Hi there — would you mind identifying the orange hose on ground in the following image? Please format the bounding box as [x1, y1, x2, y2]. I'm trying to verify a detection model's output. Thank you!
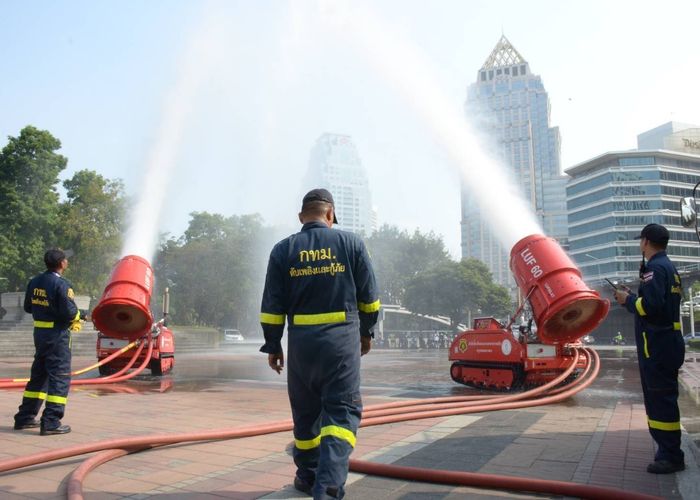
[348, 459, 660, 500]
[2, 348, 659, 500]
[0, 338, 139, 385]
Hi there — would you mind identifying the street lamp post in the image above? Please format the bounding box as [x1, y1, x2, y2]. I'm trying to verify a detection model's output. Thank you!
[690, 287, 696, 339]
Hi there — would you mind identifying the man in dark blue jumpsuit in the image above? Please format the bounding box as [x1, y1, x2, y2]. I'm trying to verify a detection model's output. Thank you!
[14, 249, 80, 435]
[260, 189, 379, 499]
[614, 224, 685, 474]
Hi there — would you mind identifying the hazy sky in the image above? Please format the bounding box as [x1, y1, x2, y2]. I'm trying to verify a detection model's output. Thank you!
[2, 0, 700, 258]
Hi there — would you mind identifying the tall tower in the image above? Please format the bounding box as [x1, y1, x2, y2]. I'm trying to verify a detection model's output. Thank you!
[461, 35, 568, 285]
[305, 133, 375, 235]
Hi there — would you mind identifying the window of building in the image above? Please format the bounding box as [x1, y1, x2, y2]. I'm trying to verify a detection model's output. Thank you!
[520, 65, 526, 74]
[512, 66, 518, 76]
[619, 157, 655, 166]
[481, 71, 486, 82]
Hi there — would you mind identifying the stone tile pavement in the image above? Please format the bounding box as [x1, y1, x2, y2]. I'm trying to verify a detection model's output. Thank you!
[0, 352, 698, 499]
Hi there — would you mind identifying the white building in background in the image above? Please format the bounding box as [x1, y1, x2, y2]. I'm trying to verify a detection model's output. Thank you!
[305, 133, 376, 235]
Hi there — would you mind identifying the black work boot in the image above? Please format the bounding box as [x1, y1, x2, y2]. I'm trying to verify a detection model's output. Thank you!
[293, 476, 313, 496]
[13, 419, 40, 430]
[647, 460, 685, 474]
[40, 424, 71, 435]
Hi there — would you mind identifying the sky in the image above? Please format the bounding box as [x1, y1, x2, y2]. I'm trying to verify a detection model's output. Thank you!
[2, 0, 700, 259]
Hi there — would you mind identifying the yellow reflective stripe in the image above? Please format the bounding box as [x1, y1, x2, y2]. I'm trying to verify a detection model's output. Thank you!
[295, 435, 321, 450]
[294, 311, 346, 325]
[295, 425, 357, 450]
[674, 322, 681, 331]
[260, 313, 285, 325]
[648, 418, 681, 431]
[73, 311, 81, 321]
[642, 331, 650, 358]
[46, 394, 67, 405]
[34, 320, 54, 328]
[320, 425, 357, 448]
[635, 297, 646, 316]
[358, 300, 381, 313]
[23, 391, 47, 400]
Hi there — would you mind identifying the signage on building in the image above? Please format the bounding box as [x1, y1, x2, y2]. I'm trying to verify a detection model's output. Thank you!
[682, 138, 700, 150]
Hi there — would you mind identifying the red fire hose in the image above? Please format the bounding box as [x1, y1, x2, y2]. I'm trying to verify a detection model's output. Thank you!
[0, 348, 663, 500]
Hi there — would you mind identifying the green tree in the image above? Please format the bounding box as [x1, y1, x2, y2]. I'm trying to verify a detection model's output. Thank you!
[56, 170, 126, 300]
[404, 258, 512, 330]
[154, 212, 270, 332]
[0, 126, 67, 291]
[365, 225, 451, 305]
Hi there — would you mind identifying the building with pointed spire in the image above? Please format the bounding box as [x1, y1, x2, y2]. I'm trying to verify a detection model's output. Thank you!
[461, 35, 568, 286]
[304, 133, 376, 235]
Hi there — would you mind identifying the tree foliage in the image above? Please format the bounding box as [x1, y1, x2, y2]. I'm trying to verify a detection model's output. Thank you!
[365, 224, 451, 305]
[0, 126, 66, 290]
[56, 170, 126, 299]
[0, 127, 126, 298]
[404, 258, 512, 330]
[153, 212, 271, 331]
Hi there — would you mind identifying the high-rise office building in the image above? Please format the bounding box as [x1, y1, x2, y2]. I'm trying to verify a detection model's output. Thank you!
[305, 133, 375, 235]
[461, 35, 568, 286]
[567, 122, 700, 283]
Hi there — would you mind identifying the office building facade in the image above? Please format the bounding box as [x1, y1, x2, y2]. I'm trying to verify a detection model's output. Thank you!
[461, 35, 568, 285]
[567, 122, 700, 284]
[305, 133, 375, 235]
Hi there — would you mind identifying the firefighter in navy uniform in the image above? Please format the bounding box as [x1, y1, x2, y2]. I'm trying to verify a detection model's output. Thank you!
[614, 224, 685, 474]
[13, 249, 81, 435]
[260, 189, 379, 499]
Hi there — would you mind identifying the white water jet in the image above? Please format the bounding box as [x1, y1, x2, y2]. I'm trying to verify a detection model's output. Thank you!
[120, 11, 227, 261]
[321, 2, 542, 251]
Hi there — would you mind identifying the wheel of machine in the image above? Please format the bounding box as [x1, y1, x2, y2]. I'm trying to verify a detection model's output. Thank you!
[150, 357, 173, 376]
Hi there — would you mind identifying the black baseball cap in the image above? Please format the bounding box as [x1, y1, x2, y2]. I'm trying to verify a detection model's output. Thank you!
[302, 188, 338, 224]
[44, 248, 70, 269]
[634, 223, 669, 244]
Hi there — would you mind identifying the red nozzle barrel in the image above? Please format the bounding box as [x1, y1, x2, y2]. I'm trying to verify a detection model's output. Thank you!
[510, 234, 609, 344]
[92, 255, 154, 341]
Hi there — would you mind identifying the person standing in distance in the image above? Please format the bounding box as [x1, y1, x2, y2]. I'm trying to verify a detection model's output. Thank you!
[260, 188, 379, 499]
[614, 223, 685, 474]
[14, 249, 81, 435]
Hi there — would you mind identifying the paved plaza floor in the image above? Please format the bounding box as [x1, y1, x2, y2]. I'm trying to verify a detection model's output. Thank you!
[0, 346, 699, 499]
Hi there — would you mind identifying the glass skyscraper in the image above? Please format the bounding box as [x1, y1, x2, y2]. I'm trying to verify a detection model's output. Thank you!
[461, 35, 568, 286]
[305, 133, 375, 235]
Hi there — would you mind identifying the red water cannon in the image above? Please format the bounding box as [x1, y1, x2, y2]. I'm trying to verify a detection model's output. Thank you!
[510, 234, 609, 344]
[92, 255, 155, 341]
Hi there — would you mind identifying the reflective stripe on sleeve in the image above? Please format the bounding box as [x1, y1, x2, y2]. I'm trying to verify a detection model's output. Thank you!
[648, 418, 681, 431]
[293, 311, 346, 325]
[46, 394, 67, 405]
[635, 297, 646, 316]
[260, 313, 285, 325]
[23, 391, 47, 400]
[358, 300, 381, 313]
[34, 320, 55, 328]
[674, 322, 681, 331]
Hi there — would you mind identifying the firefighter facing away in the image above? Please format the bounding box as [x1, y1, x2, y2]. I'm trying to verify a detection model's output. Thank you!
[14, 249, 82, 435]
[614, 224, 685, 474]
[260, 188, 379, 499]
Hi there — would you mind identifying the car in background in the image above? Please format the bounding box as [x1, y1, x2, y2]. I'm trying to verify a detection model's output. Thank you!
[582, 335, 595, 345]
[223, 329, 245, 343]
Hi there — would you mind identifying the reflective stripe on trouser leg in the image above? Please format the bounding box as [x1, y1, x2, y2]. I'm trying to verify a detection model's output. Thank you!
[290, 368, 322, 484]
[42, 329, 72, 428]
[14, 330, 50, 425]
[640, 354, 684, 464]
[313, 394, 362, 500]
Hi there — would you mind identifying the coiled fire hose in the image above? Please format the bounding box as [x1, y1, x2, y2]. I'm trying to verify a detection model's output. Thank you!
[0, 348, 661, 500]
